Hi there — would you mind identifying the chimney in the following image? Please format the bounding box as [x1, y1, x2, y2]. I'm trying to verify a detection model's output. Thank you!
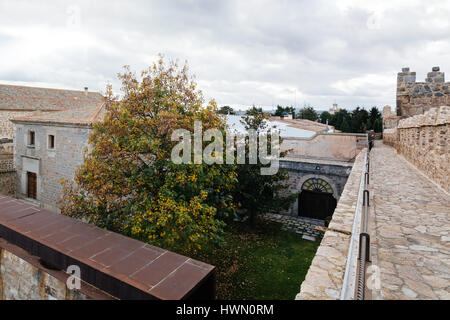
[84, 87, 88, 96]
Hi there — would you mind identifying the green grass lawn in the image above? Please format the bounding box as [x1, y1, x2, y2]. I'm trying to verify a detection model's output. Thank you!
[186, 218, 320, 300]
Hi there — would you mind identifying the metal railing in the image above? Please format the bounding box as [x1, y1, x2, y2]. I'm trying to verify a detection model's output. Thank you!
[356, 147, 371, 300]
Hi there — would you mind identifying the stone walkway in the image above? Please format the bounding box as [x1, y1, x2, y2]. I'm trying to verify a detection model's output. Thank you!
[262, 213, 325, 241]
[370, 141, 450, 300]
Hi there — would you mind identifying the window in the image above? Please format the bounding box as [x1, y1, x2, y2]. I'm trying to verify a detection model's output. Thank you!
[48, 135, 55, 149]
[28, 131, 35, 146]
[301, 178, 333, 194]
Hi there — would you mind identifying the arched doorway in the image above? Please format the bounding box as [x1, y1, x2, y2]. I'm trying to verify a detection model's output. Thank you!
[298, 178, 337, 220]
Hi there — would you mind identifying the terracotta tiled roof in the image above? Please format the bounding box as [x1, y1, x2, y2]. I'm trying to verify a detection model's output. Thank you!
[0, 83, 104, 111]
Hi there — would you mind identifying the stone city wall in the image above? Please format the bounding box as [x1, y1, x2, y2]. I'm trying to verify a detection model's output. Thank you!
[382, 105, 401, 130]
[396, 67, 450, 117]
[0, 151, 15, 196]
[0, 238, 112, 300]
[0, 171, 15, 196]
[296, 149, 367, 300]
[383, 106, 449, 193]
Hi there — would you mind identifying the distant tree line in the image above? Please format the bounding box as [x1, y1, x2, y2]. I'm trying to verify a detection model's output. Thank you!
[217, 104, 383, 133]
[217, 105, 235, 115]
[319, 107, 382, 133]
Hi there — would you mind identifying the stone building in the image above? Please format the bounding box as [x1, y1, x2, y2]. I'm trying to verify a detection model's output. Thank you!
[329, 103, 339, 115]
[11, 101, 105, 212]
[0, 84, 103, 139]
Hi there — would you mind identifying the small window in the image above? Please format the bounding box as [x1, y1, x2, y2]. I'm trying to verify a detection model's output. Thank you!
[28, 131, 35, 146]
[48, 135, 55, 149]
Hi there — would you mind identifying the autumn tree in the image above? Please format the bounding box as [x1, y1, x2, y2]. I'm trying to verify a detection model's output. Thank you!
[60, 57, 236, 252]
[233, 109, 296, 226]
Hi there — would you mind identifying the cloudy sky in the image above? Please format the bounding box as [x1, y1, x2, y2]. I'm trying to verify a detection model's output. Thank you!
[1, 0, 449, 111]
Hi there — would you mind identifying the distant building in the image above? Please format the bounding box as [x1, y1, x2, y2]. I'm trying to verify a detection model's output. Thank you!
[329, 103, 339, 115]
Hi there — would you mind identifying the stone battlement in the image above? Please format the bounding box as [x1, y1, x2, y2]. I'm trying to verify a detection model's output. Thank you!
[396, 67, 450, 117]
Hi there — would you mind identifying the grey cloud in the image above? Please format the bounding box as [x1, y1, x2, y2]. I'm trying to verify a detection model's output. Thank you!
[0, 0, 449, 110]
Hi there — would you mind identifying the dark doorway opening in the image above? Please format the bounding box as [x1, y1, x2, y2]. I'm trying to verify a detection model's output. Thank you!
[27, 171, 37, 199]
[298, 178, 337, 220]
[298, 190, 337, 220]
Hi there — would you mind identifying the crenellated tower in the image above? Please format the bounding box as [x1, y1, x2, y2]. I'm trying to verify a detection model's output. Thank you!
[396, 66, 450, 117]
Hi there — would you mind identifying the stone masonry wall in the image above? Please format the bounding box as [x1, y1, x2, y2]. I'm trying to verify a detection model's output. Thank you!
[14, 122, 91, 211]
[0, 111, 34, 139]
[282, 133, 367, 162]
[296, 149, 367, 300]
[382, 105, 400, 130]
[0, 238, 112, 300]
[0, 156, 14, 172]
[396, 67, 450, 117]
[383, 106, 450, 193]
[0, 171, 15, 196]
[279, 159, 352, 216]
[0, 152, 15, 196]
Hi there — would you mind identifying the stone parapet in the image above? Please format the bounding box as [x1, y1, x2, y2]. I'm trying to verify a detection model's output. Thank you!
[0, 195, 216, 300]
[383, 106, 450, 193]
[382, 105, 401, 130]
[382, 127, 398, 147]
[0, 238, 113, 300]
[296, 148, 367, 300]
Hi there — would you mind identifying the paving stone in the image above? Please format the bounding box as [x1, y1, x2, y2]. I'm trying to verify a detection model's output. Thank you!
[262, 213, 325, 238]
[401, 286, 418, 299]
[371, 142, 450, 300]
[302, 235, 316, 242]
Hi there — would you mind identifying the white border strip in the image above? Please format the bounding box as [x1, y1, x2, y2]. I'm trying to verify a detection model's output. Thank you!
[340, 149, 367, 300]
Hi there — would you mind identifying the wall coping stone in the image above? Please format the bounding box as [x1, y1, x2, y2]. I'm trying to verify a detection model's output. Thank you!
[0, 195, 215, 300]
[398, 106, 450, 128]
[0, 237, 115, 300]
